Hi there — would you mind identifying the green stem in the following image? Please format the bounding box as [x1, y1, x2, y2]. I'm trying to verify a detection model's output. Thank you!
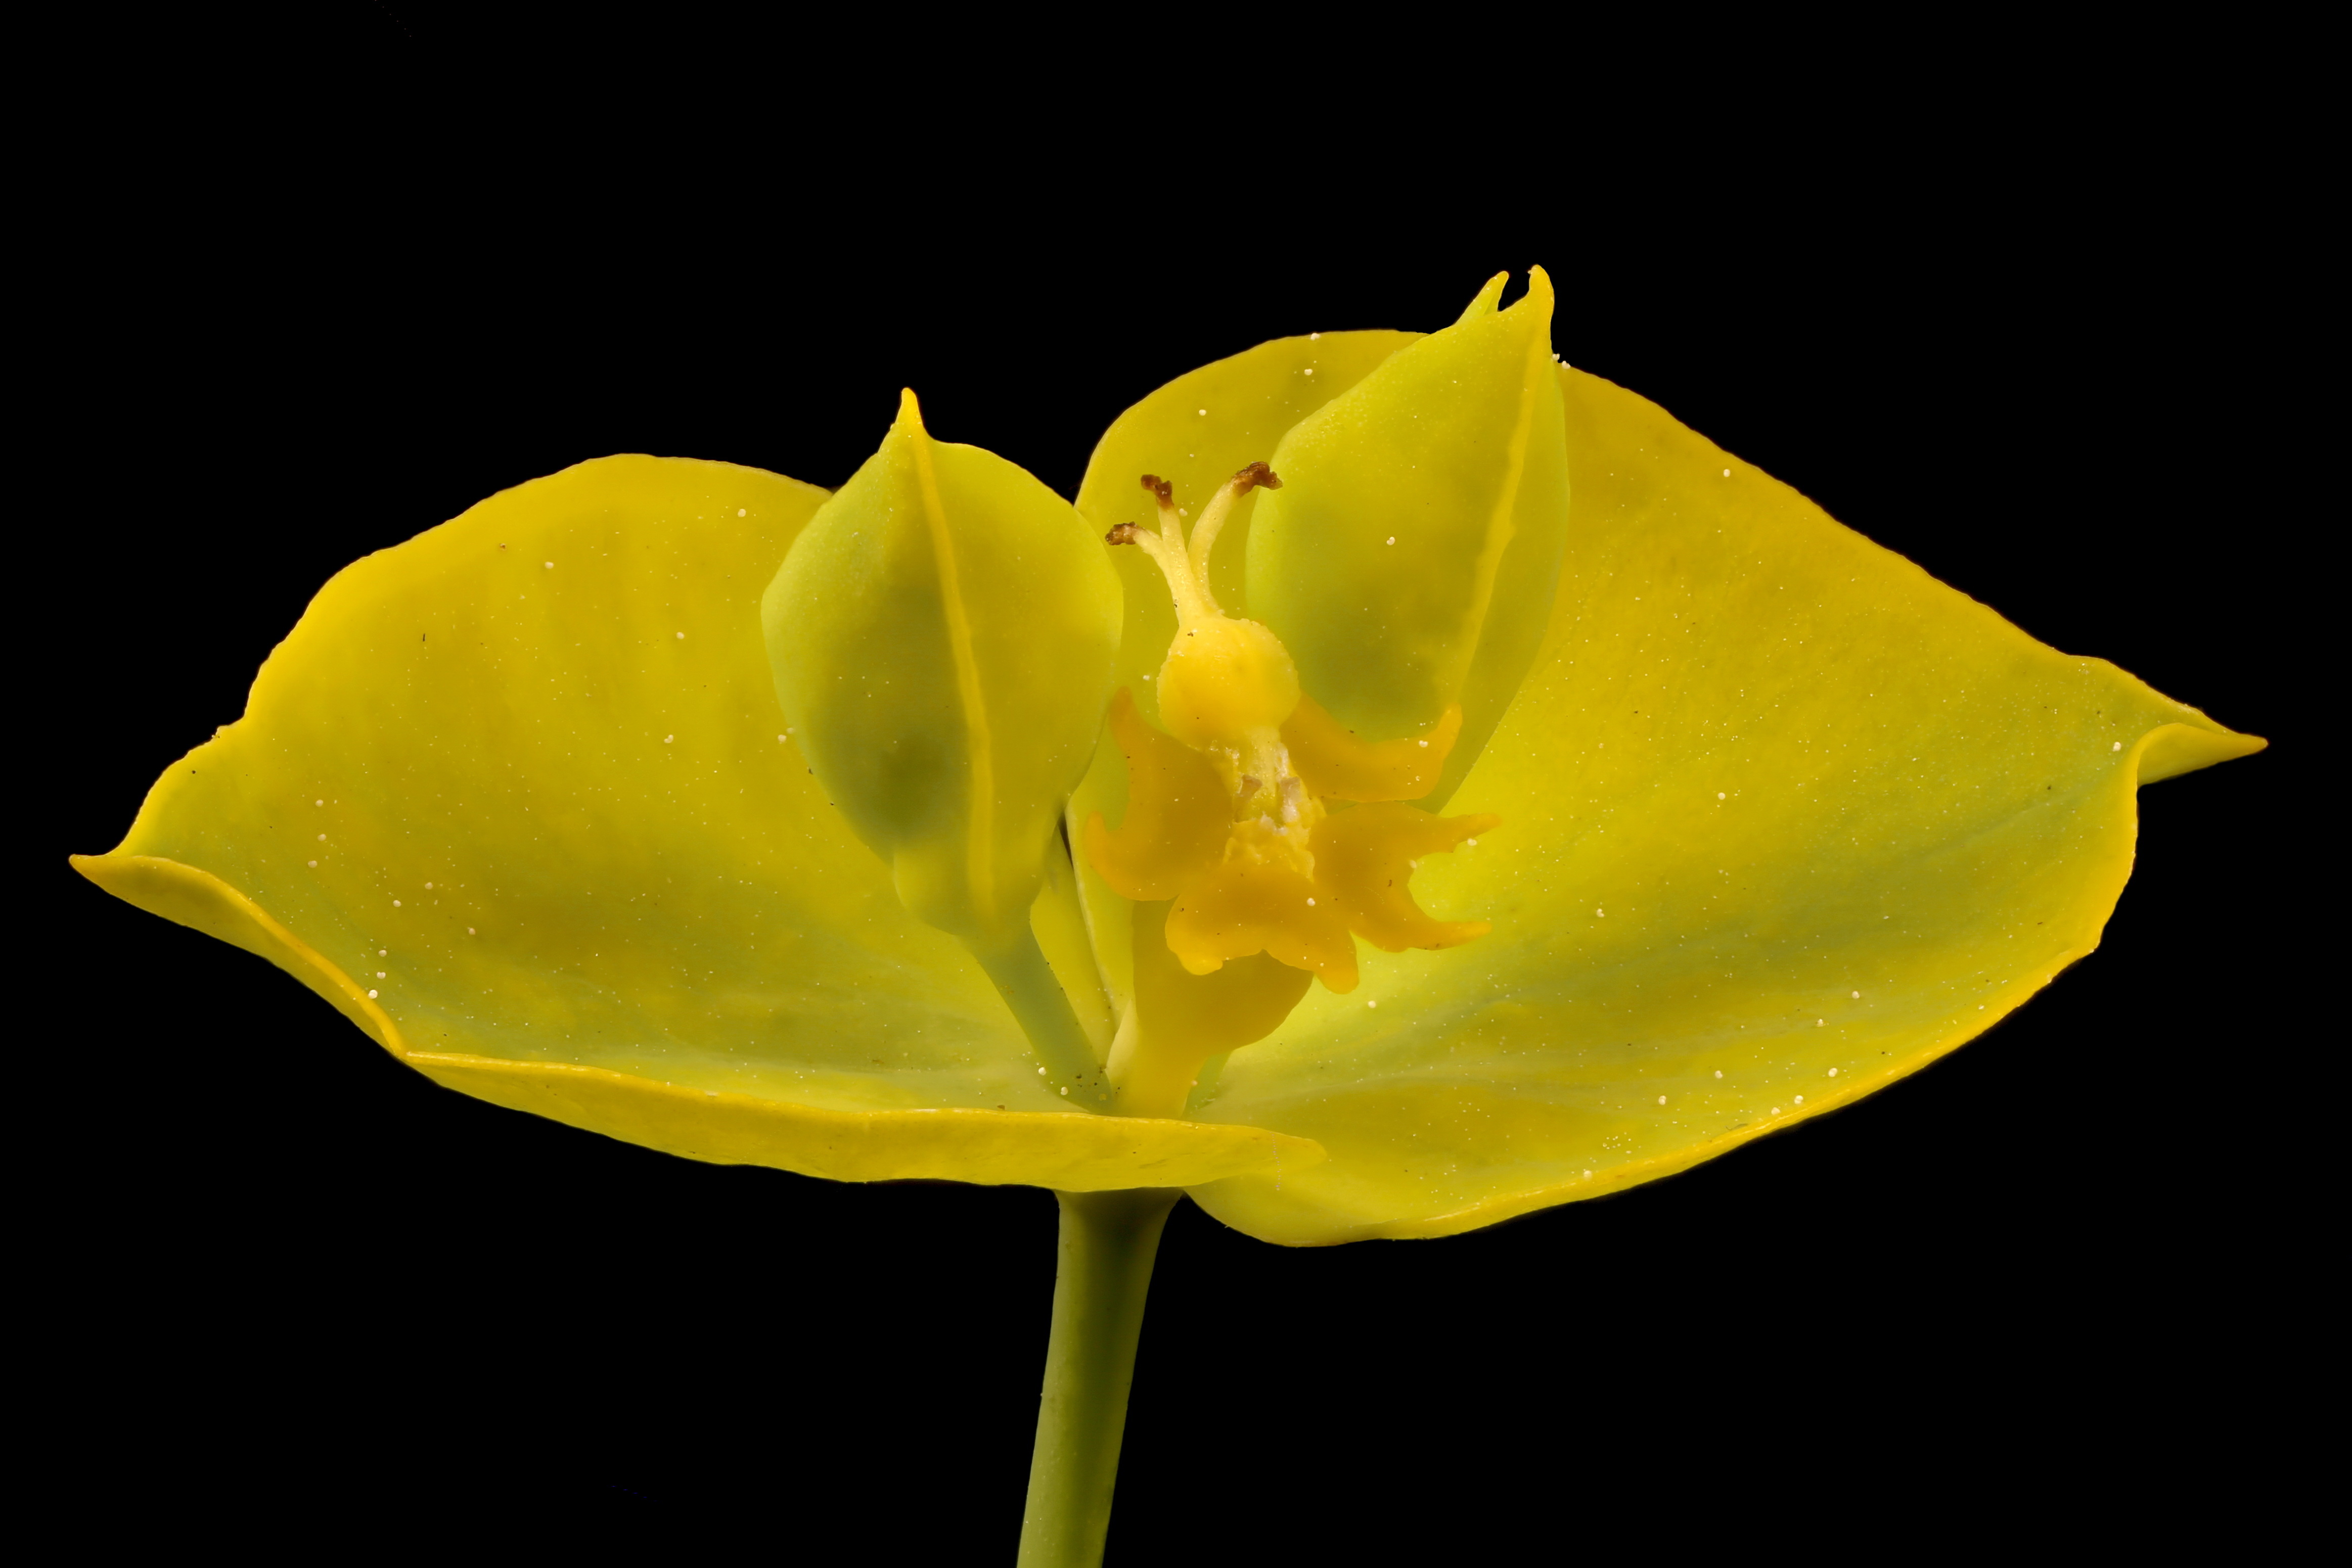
[971, 928, 1106, 1096]
[1018, 1188, 1180, 1568]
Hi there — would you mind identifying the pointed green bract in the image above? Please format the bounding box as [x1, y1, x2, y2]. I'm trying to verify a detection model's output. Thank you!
[1248, 270, 1570, 805]
[765, 393, 1121, 942]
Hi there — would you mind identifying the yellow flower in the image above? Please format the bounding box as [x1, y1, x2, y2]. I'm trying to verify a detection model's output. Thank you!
[72, 271, 2260, 1565]
[73, 272, 2258, 1241]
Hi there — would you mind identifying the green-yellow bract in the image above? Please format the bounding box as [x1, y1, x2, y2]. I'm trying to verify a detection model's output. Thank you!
[73, 270, 2260, 1566]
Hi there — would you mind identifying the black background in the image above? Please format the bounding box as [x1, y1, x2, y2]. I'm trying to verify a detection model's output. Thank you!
[35, 12, 2313, 1561]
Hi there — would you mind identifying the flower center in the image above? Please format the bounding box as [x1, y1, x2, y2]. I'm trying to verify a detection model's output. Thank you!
[1109, 468, 1322, 882]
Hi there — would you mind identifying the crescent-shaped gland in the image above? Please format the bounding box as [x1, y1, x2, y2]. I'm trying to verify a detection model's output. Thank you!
[1165, 821, 1360, 992]
[1313, 801, 1500, 953]
[1283, 698, 1462, 802]
[1084, 688, 1230, 901]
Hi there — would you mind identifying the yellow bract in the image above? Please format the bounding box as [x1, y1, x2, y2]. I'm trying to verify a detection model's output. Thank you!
[73, 454, 1318, 1190]
[764, 392, 1118, 944]
[1175, 364, 2262, 1243]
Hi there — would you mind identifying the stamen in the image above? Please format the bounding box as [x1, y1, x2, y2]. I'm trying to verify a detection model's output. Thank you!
[1185, 462, 1281, 602]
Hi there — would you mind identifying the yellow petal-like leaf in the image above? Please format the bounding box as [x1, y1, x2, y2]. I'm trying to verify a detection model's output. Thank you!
[1186, 368, 2261, 1244]
[764, 393, 1120, 941]
[1249, 270, 1570, 804]
[75, 455, 1317, 1188]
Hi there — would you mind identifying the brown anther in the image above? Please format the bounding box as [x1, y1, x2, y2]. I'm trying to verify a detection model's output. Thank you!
[1233, 461, 1282, 493]
[1105, 524, 1140, 545]
[1140, 474, 1174, 504]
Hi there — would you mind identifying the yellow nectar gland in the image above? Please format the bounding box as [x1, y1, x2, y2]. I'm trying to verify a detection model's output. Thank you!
[1090, 466, 1500, 1006]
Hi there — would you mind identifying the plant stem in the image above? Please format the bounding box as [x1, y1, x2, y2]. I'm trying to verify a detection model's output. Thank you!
[971, 928, 1107, 1096]
[1017, 1187, 1180, 1567]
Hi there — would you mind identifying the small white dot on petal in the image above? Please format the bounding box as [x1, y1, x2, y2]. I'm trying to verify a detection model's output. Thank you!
[1417, 739, 1429, 747]
[468, 927, 475, 935]
[2112, 740, 2122, 751]
[1037, 1067, 1046, 1074]
[318, 834, 326, 841]
[393, 900, 401, 907]
[1196, 408, 1207, 416]
[1828, 1067, 1839, 1077]
[1595, 908, 1606, 917]
[1465, 838, 1477, 847]
[307, 860, 316, 867]
[544, 561, 553, 569]
[676, 632, 686, 640]
[1722, 468, 1730, 477]
[379, 950, 386, 956]
[1305, 897, 1316, 905]
[1717, 792, 1726, 799]
[1386, 536, 1396, 545]
[1816, 1018, 1824, 1026]
[1367, 1000, 1379, 1008]
[737, 508, 747, 517]
[314, 799, 323, 807]
[1304, 367, 1316, 377]
[1714, 1069, 1723, 1078]
[1794, 1094, 1805, 1103]
[1059, 1086, 1069, 1096]
[424, 882, 432, 890]
[368, 989, 379, 998]
[1657, 1095, 1667, 1105]
[376, 971, 385, 979]
[1583, 1169, 1592, 1178]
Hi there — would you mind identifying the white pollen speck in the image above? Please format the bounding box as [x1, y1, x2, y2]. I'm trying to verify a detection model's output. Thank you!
[314, 799, 323, 806]
[1583, 1169, 1592, 1178]
[1828, 1067, 1839, 1077]
[1714, 1069, 1723, 1078]
[318, 834, 327, 841]
[1196, 408, 1207, 416]
[368, 989, 378, 998]
[1851, 990, 1860, 998]
[1386, 536, 1396, 545]
[544, 561, 553, 569]
[779, 734, 787, 743]
[1060, 1086, 1069, 1095]
[1367, 1000, 1379, 1008]
[1310, 332, 1321, 340]
[1816, 1018, 1824, 1026]
[1465, 837, 1477, 847]
[376, 971, 385, 979]
[1595, 907, 1605, 917]
[1723, 468, 1730, 477]
[1037, 1067, 1046, 1074]
[665, 734, 674, 743]
[1658, 1095, 1667, 1105]
[379, 949, 386, 956]
[1304, 367, 1315, 377]
[1305, 897, 1317, 905]
[738, 508, 747, 517]
[1718, 792, 1726, 799]
[424, 882, 432, 889]
[1417, 738, 1428, 747]
[676, 631, 686, 640]
[393, 900, 401, 907]
[468, 927, 475, 935]
[307, 860, 316, 867]
[1772, 1106, 1782, 1114]
[2112, 740, 2122, 751]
